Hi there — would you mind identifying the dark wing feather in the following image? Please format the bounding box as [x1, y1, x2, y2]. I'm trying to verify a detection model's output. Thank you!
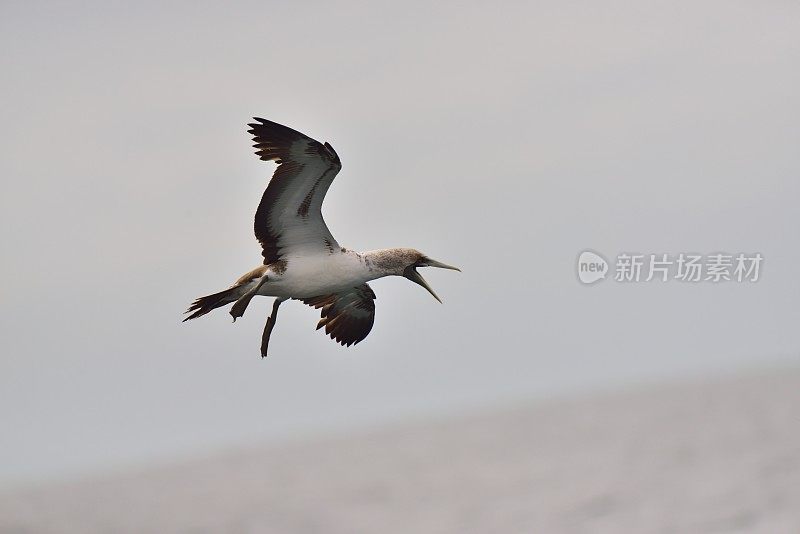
[248, 118, 342, 264]
[301, 284, 376, 346]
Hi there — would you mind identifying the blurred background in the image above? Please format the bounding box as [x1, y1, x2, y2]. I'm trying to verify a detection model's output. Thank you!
[1, 1, 799, 532]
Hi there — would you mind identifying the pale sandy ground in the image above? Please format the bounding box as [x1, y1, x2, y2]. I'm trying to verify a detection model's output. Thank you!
[2, 368, 800, 534]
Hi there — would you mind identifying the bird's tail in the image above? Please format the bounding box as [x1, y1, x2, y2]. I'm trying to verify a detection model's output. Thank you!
[183, 287, 241, 321]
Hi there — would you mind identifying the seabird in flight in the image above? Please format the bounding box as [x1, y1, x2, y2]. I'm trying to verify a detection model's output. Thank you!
[184, 118, 459, 357]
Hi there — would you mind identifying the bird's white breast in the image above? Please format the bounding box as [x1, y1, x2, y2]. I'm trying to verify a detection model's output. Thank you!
[257, 250, 374, 299]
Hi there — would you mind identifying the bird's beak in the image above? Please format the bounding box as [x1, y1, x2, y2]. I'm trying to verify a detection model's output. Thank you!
[420, 258, 461, 272]
[404, 267, 442, 303]
[403, 258, 460, 303]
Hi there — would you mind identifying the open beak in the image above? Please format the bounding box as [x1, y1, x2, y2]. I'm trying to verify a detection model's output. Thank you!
[420, 258, 461, 272]
[404, 257, 461, 303]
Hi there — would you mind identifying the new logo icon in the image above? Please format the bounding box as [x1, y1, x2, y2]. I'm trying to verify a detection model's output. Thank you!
[577, 250, 608, 284]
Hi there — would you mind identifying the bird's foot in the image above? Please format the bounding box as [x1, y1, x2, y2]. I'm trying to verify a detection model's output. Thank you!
[229, 295, 253, 322]
[260, 314, 277, 358]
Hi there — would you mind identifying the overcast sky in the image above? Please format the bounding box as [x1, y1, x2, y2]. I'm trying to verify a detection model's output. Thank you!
[1, 1, 799, 487]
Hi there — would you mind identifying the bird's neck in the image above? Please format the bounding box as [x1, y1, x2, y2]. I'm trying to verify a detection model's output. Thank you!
[360, 248, 409, 277]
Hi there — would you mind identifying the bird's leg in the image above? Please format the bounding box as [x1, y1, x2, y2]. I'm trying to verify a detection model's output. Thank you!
[229, 274, 270, 322]
[261, 297, 286, 358]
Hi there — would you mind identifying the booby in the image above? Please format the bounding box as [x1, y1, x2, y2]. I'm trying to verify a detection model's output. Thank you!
[184, 118, 459, 357]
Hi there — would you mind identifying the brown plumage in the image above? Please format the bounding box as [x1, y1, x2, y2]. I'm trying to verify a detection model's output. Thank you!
[248, 118, 341, 265]
[183, 265, 269, 321]
[301, 284, 376, 346]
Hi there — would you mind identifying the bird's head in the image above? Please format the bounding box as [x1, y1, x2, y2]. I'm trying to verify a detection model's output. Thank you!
[370, 248, 460, 303]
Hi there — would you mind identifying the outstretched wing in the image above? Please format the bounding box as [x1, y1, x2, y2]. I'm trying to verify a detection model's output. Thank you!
[301, 284, 376, 346]
[248, 118, 343, 264]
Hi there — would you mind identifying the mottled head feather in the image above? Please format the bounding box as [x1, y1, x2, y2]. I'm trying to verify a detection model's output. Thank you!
[363, 248, 426, 275]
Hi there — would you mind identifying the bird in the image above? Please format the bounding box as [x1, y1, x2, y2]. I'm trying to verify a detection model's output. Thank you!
[184, 118, 460, 357]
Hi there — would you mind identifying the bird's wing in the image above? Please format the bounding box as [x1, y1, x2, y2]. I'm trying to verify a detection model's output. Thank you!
[248, 118, 343, 264]
[301, 284, 376, 346]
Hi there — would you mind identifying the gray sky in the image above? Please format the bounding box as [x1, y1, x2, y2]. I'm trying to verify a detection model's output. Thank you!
[1, 1, 799, 487]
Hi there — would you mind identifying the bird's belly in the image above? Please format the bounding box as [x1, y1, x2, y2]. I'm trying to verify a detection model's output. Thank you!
[257, 255, 368, 298]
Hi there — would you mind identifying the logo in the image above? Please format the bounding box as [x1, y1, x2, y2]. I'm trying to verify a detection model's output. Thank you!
[576, 250, 763, 284]
[577, 250, 609, 284]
